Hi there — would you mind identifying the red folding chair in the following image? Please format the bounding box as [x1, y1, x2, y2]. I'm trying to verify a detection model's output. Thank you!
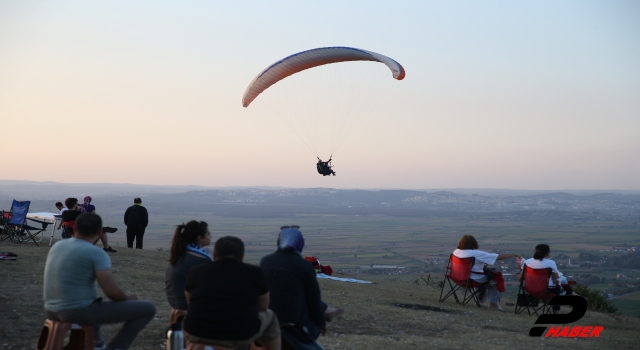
[515, 265, 555, 316]
[439, 254, 488, 307]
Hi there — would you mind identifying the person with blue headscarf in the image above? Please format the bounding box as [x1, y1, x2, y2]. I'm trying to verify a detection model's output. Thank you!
[260, 226, 343, 349]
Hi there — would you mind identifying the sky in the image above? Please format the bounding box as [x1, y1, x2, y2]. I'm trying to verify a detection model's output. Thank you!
[1, 1, 639, 190]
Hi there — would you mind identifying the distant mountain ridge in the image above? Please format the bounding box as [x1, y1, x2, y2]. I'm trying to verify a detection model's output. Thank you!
[1, 180, 638, 201]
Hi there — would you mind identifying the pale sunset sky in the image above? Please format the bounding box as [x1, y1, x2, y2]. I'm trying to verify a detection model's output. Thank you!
[1, 1, 638, 189]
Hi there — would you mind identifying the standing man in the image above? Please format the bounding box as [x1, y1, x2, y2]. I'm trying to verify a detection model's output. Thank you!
[124, 197, 148, 249]
[44, 213, 156, 350]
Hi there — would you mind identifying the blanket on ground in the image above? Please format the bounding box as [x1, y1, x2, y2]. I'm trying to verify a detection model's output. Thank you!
[317, 273, 373, 284]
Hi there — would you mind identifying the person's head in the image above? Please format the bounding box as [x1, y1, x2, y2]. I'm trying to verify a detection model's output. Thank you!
[83, 196, 92, 206]
[64, 197, 78, 210]
[169, 220, 211, 265]
[213, 236, 244, 262]
[277, 225, 304, 253]
[74, 213, 103, 238]
[134, 197, 142, 204]
[55, 202, 64, 210]
[457, 235, 479, 250]
[533, 244, 551, 260]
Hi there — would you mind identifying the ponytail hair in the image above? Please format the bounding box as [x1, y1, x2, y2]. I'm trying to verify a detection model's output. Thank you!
[533, 244, 550, 260]
[169, 220, 209, 265]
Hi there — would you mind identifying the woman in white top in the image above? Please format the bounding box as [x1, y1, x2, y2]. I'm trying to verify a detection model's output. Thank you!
[453, 235, 521, 310]
[518, 244, 580, 313]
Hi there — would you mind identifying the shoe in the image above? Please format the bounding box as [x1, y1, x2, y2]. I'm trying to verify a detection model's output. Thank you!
[103, 227, 118, 233]
[104, 247, 117, 253]
[94, 342, 105, 350]
[489, 305, 504, 311]
[325, 307, 345, 322]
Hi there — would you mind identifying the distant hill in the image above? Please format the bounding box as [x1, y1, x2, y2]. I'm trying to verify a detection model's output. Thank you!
[1, 181, 638, 219]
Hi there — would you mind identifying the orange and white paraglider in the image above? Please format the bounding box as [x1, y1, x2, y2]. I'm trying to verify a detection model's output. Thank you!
[242, 47, 405, 176]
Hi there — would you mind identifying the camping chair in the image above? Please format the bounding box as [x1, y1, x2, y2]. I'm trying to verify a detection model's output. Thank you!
[2, 200, 49, 245]
[439, 254, 488, 307]
[514, 265, 555, 316]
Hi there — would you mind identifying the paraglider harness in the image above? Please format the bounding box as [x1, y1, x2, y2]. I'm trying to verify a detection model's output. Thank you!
[316, 157, 336, 176]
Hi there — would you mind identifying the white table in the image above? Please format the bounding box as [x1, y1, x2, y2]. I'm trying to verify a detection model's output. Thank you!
[26, 212, 61, 246]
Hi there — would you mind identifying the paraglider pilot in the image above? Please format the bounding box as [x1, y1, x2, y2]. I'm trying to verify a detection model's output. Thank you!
[316, 157, 336, 176]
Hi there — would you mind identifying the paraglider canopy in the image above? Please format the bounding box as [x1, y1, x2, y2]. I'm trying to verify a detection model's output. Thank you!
[242, 46, 405, 108]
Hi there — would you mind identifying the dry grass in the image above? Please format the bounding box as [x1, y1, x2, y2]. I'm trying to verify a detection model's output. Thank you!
[1, 242, 638, 350]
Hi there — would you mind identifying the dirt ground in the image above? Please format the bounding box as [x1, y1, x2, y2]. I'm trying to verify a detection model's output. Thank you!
[1, 242, 638, 350]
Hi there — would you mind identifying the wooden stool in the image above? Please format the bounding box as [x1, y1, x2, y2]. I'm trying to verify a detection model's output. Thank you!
[186, 342, 234, 350]
[169, 309, 187, 324]
[36, 319, 94, 350]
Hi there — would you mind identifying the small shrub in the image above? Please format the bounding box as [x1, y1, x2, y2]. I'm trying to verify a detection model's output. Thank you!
[574, 284, 618, 314]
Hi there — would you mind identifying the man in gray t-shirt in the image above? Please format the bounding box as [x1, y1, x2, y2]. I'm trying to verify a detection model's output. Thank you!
[44, 213, 156, 350]
[44, 237, 111, 311]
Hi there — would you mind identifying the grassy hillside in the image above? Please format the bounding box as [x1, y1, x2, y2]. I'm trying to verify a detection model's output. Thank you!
[1, 241, 638, 349]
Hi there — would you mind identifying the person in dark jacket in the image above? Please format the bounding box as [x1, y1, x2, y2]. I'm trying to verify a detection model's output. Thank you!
[124, 198, 148, 249]
[183, 236, 281, 350]
[260, 226, 341, 349]
[165, 220, 212, 310]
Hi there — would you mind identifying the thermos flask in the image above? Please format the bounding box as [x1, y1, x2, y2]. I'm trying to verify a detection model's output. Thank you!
[166, 322, 185, 350]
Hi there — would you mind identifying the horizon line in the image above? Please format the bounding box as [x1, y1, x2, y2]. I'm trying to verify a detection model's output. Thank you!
[1, 179, 638, 193]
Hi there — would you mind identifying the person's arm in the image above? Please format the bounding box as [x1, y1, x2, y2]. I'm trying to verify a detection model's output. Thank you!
[143, 208, 148, 227]
[304, 265, 326, 331]
[517, 269, 524, 282]
[496, 253, 521, 260]
[95, 270, 137, 301]
[258, 292, 270, 312]
[124, 208, 129, 225]
[551, 272, 560, 285]
[184, 290, 190, 305]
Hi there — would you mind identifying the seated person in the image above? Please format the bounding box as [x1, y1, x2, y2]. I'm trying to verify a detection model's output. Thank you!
[316, 157, 336, 176]
[183, 236, 281, 350]
[165, 220, 212, 311]
[260, 226, 340, 349]
[61, 197, 118, 245]
[453, 234, 521, 311]
[518, 244, 581, 314]
[44, 213, 156, 350]
[81, 196, 117, 252]
[61, 198, 82, 238]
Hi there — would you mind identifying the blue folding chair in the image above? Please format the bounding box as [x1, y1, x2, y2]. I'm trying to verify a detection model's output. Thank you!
[2, 200, 49, 245]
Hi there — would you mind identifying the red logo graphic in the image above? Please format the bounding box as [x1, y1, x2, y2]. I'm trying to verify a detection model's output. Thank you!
[529, 296, 604, 338]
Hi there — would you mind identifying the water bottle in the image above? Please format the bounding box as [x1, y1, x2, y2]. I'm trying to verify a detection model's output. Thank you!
[166, 322, 185, 350]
